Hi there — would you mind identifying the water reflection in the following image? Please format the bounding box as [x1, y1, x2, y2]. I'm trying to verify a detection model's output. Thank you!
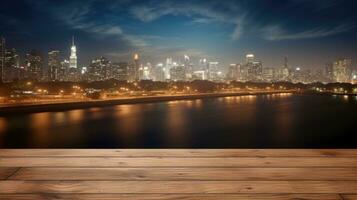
[0, 94, 356, 148]
[30, 112, 52, 146]
[115, 105, 143, 136]
[68, 109, 85, 122]
[0, 117, 7, 134]
[165, 101, 190, 145]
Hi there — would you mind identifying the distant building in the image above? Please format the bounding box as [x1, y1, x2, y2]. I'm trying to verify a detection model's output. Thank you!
[164, 57, 173, 80]
[25, 50, 43, 81]
[59, 60, 69, 81]
[262, 68, 274, 82]
[170, 65, 186, 81]
[133, 53, 140, 81]
[184, 55, 192, 80]
[153, 63, 165, 82]
[139, 63, 151, 80]
[325, 62, 334, 82]
[227, 64, 239, 81]
[192, 70, 207, 80]
[241, 54, 263, 81]
[246, 54, 255, 64]
[112, 62, 129, 81]
[207, 62, 219, 81]
[332, 58, 352, 83]
[48, 50, 61, 81]
[3, 48, 19, 82]
[88, 57, 111, 81]
[69, 37, 77, 69]
[0, 37, 5, 82]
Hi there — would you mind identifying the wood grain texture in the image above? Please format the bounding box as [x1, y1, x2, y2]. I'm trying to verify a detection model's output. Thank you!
[0, 168, 18, 180]
[0, 149, 356, 157]
[10, 167, 357, 181]
[0, 194, 343, 200]
[1, 149, 356, 198]
[2, 157, 357, 167]
[343, 195, 357, 200]
[1, 181, 357, 194]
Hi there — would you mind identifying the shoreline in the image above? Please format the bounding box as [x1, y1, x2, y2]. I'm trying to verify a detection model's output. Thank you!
[0, 90, 295, 115]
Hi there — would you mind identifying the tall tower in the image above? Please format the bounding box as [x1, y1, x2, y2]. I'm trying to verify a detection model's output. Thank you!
[134, 53, 140, 81]
[284, 56, 288, 69]
[0, 36, 5, 82]
[48, 50, 61, 81]
[70, 36, 77, 69]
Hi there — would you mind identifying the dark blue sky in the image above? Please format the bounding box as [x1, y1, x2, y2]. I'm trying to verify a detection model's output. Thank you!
[1, 0, 357, 69]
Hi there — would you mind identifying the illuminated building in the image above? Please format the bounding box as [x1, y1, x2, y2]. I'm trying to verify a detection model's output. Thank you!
[133, 53, 140, 81]
[246, 54, 255, 64]
[274, 56, 290, 81]
[153, 63, 165, 81]
[242, 54, 263, 81]
[165, 57, 173, 80]
[48, 50, 61, 81]
[25, 50, 43, 81]
[69, 36, 77, 69]
[332, 58, 352, 83]
[227, 64, 239, 81]
[325, 63, 334, 82]
[140, 63, 152, 80]
[192, 70, 207, 80]
[207, 62, 219, 81]
[66, 37, 79, 82]
[0, 36, 4, 82]
[3, 48, 19, 82]
[87, 56, 111, 81]
[112, 62, 129, 81]
[262, 68, 274, 82]
[170, 65, 186, 81]
[184, 55, 192, 80]
[59, 60, 69, 81]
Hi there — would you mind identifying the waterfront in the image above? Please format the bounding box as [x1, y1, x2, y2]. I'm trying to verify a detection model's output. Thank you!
[0, 94, 356, 148]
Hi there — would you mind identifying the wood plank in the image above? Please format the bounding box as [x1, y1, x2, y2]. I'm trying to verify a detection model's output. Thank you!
[2, 157, 357, 167]
[10, 167, 357, 181]
[342, 195, 357, 200]
[0, 194, 343, 200]
[0, 149, 356, 157]
[0, 168, 18, 180]
[1, 181, 357, 193]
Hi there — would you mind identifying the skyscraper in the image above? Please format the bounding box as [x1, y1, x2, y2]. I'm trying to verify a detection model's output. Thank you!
[184, 55, 192, 80]
[165, 57, 173, 80]
[0, 37, 5, 82]
[333, 58, 352, 83]
[133, 53, 140, 81]
[243, 54, 263, 81]
[246, 54, 255, 64]
[67, 37, 79, 82]
[284, 56, 288, 69]
[112, 62, 129, 81]
[48, 50, 61, 81]
[26, 50, 43, 81]
[70, 36, 77, 69]
[3, 48, 19, 82]
[87, 57, 111, 81]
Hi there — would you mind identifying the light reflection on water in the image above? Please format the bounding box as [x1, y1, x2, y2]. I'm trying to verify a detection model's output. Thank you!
[0, 94, 357, 148]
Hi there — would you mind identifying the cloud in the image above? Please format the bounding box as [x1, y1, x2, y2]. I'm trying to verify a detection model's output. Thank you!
[231, 15, 246, 40]
[263, 24, 353, 41]
[130, 1, 247, 40]
[29, 0, 151, 48]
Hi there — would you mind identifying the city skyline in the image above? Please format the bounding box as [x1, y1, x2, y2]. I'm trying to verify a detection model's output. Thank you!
[0, 34, 355, 84]
[1, 0, 357, 69]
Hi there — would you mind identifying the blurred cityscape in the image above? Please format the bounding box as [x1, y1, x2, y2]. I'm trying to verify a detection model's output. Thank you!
[0, 36, 356, 104]
[1, 36, 356, 84]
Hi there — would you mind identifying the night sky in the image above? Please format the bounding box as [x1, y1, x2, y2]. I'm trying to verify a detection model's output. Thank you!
[1, 0, 357, 70]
